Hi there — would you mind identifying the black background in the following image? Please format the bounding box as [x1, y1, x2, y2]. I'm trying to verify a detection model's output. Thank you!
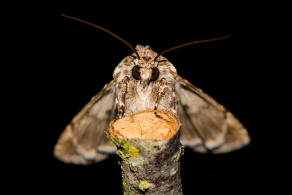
[19, 2, 275, 194]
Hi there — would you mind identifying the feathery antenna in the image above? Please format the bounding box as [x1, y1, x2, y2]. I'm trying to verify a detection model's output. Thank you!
[61, 14, 140, 58]
[154, 35, 231, 61]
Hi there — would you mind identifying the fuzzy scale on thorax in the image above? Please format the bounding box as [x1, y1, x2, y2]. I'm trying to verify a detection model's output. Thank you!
[124, 79, 176, 115]
[127, 83, 154, 113]
[113, 45, 178, 116]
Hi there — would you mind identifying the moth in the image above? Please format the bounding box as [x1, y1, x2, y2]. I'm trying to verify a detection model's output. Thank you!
[54, 15, 250, 164]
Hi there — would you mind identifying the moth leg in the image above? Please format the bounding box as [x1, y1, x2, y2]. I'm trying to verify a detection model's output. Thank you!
[154, 78, 167, 118]
[116, 76, 129, 119]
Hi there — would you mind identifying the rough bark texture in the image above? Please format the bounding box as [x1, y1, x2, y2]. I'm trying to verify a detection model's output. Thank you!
[109, 110, 183, 195]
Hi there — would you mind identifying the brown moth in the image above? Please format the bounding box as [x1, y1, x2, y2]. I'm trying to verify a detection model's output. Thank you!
[54, 15, 250, 165]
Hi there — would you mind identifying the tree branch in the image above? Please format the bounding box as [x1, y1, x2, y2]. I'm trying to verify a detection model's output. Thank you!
[109, 110, 183, 194]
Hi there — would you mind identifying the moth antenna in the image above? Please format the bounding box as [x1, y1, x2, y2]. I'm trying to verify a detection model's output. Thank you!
[61, 14, 140, 58]
[154, 35, 231, 61]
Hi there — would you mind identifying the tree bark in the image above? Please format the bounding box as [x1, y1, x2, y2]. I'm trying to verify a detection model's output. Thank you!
[108, 110, 183, 195]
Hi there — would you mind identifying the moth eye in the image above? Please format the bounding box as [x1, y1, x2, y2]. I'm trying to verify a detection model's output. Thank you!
[132, 65, 141, 80]
[150, 67, 160, 81]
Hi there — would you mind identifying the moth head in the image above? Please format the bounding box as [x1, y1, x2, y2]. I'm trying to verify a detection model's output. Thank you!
[129, 45, 170, 87]
[114, 45, 177, 86]
[132, 65, 159, 82]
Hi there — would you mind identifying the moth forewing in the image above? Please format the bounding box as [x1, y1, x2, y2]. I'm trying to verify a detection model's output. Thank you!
[211, 112, 250, 153]
[175, 76, 250, 153]
[54, 81, 117, 165]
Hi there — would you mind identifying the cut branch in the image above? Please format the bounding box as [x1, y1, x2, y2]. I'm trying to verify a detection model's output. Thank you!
[108, 110, 183, 195]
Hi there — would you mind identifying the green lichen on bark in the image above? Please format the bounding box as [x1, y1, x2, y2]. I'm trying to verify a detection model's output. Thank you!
[128, 145, 139, 157]
[176, 151, 181, 162]
[111, 137, 139, 157]
[138, 180, 149, 191]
